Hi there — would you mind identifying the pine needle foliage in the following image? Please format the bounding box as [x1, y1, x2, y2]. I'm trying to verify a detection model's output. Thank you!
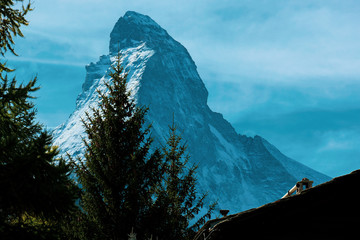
[0, 0, 32, 73]
[0, 76, 78, 239]
[73, 55, 163, 240]
[0, 76, 77, 219]
[1, 1, 78, 238]
[148, 123, 216, 240]
[73, 55, 216, 240]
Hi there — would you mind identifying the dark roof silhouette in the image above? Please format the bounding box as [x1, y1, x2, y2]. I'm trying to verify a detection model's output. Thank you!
[194, 169, 360, 240]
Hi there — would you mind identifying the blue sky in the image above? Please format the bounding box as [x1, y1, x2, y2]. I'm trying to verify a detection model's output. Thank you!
[7, 0, 360, 177]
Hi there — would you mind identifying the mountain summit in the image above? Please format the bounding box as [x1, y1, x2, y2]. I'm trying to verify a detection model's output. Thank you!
[53, 11, 330, 212]
[110, 11, 172, 52]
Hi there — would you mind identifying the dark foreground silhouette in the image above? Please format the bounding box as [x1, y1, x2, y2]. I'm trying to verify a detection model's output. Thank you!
[194, 169, 360, 240]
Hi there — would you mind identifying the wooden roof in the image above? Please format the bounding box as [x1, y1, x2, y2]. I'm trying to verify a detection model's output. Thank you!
[194, 169, 360, 240]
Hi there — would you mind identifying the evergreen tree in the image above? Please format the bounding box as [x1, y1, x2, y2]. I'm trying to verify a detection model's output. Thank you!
[1, 1, 78, 239]
[147, 123, 216, 240]
[74, 55, 216, 240]
[0, 0, 32, 73]
[73, 54, 163, 240]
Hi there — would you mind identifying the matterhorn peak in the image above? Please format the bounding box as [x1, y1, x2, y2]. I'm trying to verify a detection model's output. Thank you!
[110, 11, 172, 54]
[123, 11, 160, 27]
[53, 11, 330, 213]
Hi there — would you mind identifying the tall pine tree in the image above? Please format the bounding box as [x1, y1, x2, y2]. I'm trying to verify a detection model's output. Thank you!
[74, 54, 163, 240]
[1, 1, 78, 239]
[75, 54, 215, 240]
[147, 123, 216, 240]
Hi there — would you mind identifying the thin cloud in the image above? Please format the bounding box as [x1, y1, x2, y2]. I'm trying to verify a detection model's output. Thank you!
[7, 56, 86, 67]
[23, 0, 360, 83]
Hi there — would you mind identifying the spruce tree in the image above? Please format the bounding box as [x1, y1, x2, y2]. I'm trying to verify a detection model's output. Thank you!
[74, 54, 163, 240]
[1, 1, 78, 238]
[147, 123, 216, 240]
[74, 55, 216, 240]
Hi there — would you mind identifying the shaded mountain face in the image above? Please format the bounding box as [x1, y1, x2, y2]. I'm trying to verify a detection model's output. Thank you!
[53, 11, 330, 212]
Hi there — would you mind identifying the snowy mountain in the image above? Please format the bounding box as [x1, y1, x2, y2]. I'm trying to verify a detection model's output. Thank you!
[53, 11, 330, 213]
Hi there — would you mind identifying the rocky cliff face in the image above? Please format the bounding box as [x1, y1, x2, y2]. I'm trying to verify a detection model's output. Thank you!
[53, 11, 330, 212]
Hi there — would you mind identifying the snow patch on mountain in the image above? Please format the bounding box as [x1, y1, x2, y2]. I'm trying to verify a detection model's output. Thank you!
[53, 43, 154, 159]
